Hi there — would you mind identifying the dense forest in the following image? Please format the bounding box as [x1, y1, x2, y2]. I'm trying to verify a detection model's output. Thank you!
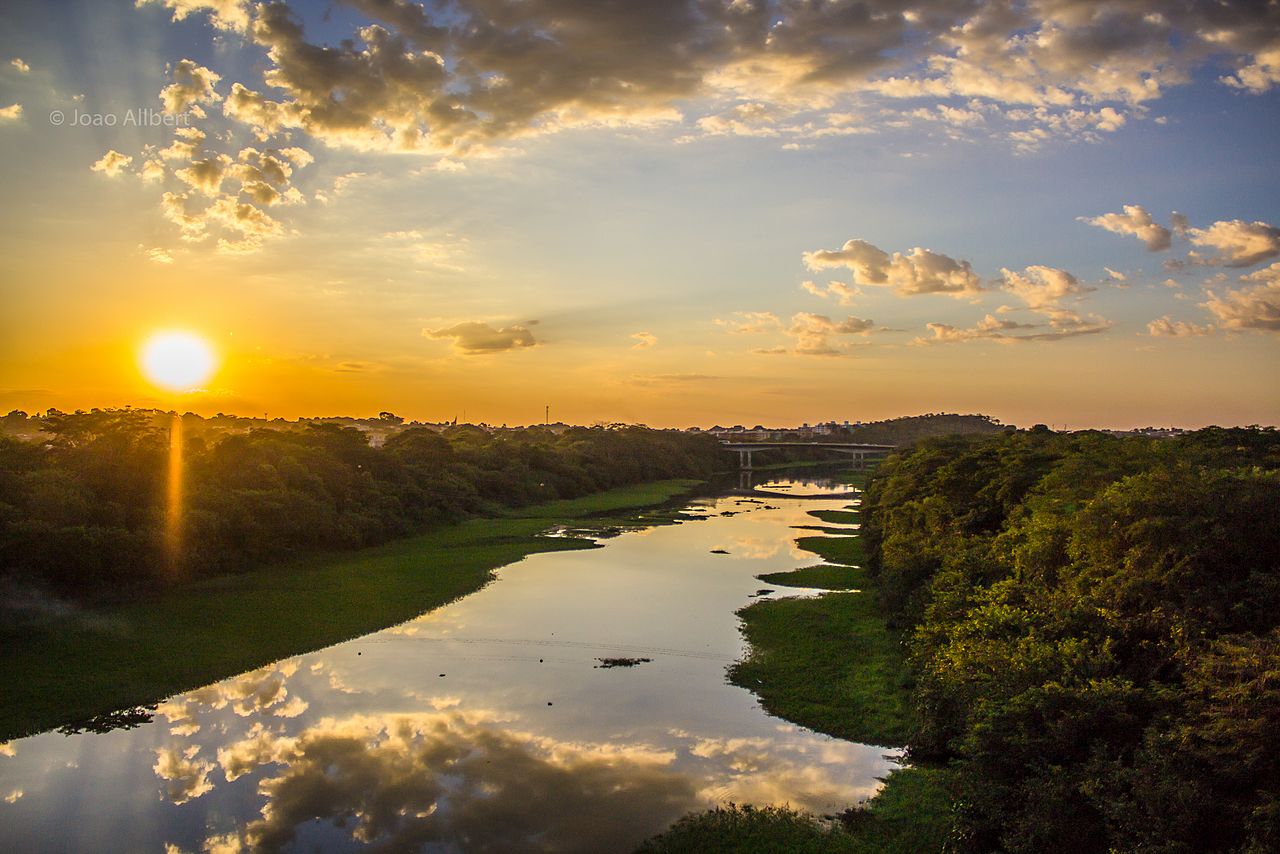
[839, 413, 1006, 445]
[0, 409, 723, 608]
[862, 426, 1280, 853]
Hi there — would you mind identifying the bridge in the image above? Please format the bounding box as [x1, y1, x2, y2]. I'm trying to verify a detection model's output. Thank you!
[720, 441, 896, 470]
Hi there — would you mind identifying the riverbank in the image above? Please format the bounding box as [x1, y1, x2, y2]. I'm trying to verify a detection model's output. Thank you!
[640, 471, 954, 852]
[0, 479, 702, 740]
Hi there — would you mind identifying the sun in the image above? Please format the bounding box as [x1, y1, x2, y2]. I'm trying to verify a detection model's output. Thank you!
[140, 331, 217, 392]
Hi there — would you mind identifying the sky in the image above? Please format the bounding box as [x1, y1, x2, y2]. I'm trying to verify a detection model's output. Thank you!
[0, 0, 1277, 429]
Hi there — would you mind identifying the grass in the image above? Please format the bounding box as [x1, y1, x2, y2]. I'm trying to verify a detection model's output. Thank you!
[635, 767, 955, 854]
[0, 479, 701, 740]
[806, 509, 861, 526]
[727, 573, 912, 747]
[756, 564, 863, 590]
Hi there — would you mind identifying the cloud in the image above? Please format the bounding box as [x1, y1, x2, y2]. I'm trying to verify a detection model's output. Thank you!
[134, 122, 312, 252]
[800, 280, 861, 305]
[629, 373, 719, 387]
[140, 0, 1280, 155]
[10, 58, 29, 73]
[720, 308, 874, 356]
[91, 150, 134, 177]
[0, 104, 20, 122]
[175, 153, 231, 194]
[716, 311, 782, 334]
[1079, 204, 1172, 251]
[1083, 206, 1280, 268]
[783, 312, 875, 356]
[630, 331, 657, 349]
[142, 246, 175, 264]
[136, 0, 251, 32]
[1185, 219, 1280, 268]
[1171, 212, 1190, 239]
[999, 265, 1093, 310]
[1202, 265, 1280, 332]
[803, 238, 983, 298]
[426, 321, 538, 354]
[159, 59, 221, 114]
[1147, 316, 1211, 337]
[1222, 46, 1280, 93]
[912, 309, 1109, 345]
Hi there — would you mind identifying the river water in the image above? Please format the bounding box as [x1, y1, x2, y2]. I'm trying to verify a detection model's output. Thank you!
[0, 473, 900, 853]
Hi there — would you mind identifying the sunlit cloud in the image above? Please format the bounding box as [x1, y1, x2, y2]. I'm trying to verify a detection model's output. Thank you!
[800, 280, 861, 305]
[1202, 264, 1280, 332]
[159, 59, 221, 114]
[90, 150, 134, 177]
[803, 239, 983, 299]
[1185, 219, 1280, 268]
[1079, 204, 1172, 251]
[1147, 316, 1212, 337]
[999, 266, 1093, 310]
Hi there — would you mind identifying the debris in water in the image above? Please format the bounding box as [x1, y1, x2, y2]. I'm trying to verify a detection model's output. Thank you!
[595, 657, 654, 669]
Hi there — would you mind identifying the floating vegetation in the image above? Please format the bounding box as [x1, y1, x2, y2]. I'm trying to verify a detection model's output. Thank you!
[595, 657, 653, 668]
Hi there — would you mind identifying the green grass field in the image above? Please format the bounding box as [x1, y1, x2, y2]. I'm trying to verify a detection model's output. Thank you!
[0, 479, 701, 740]
[805, 508, 862, 526]
[756, 564, 864, 590]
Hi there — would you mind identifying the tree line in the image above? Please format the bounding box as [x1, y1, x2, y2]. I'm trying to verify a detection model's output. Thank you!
[0, 409, 724, 606]
[861, 426, 1280, 853]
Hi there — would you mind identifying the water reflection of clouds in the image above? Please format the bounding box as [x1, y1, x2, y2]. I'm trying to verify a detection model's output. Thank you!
[721, 536, 783, 559]
[168, 708, 892, 854]
[205, 711, 697, 853]
[158, 661, 308, 737]
[153, 745, 215, 805]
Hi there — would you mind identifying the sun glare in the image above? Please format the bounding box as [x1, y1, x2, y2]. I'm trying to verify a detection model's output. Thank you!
[140, 331, 217, 392]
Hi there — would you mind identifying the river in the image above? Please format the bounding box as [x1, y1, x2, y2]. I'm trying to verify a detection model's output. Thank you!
[0, 472, 901, 853]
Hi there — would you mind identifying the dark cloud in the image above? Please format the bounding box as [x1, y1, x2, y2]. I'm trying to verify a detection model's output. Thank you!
[140, 1, 1280, 153]
[426, 321, 538, 353]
